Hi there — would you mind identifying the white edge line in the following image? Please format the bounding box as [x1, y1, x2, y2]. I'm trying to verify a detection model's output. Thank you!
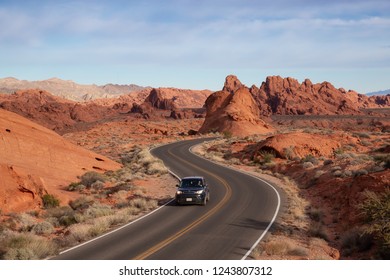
[60, 146, 181, 255]
[189, 143, 282, 260]
[60, 199, 174, 255]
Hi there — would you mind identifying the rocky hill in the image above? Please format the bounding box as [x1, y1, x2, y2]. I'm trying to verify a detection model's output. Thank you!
[199, 76, 272, 136]
[130, 88, 177, 118]
[251, 75, 389, 116]
[0, 77, 212, 107]
[0, 89, 128, 133]
[0, 77, 147, 101]
[0, 109, 121, 213]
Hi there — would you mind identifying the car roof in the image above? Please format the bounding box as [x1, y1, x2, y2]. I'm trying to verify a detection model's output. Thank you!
[181, 176, 204, 180]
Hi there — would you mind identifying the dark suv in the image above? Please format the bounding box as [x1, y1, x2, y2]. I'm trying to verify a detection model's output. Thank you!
[175, 176, 210, 205]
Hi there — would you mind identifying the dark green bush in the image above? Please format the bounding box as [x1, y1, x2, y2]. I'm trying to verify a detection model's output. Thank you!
[358, 188, 390, 252]
[42, 194, 60, 209]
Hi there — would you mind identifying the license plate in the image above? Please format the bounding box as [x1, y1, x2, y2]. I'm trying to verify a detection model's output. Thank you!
[186, 198, 192, 202]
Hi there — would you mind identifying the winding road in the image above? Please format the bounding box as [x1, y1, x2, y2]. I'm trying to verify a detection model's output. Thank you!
[54, 138, 282, 260]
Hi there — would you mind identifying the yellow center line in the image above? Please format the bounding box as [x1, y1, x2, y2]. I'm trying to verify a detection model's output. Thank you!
[133, 146, 232, 260]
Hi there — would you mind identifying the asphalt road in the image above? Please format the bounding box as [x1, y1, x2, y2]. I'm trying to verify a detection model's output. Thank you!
[54, 138, 281, 260]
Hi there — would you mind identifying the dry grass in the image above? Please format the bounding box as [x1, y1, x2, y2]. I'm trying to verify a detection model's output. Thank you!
[0, 232, 58, 260]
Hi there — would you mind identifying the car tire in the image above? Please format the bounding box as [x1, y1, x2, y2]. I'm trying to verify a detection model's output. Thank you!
[201, 196, 207, 206]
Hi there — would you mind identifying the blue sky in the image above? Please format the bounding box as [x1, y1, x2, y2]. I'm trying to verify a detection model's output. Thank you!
[0, 0, 389, 93]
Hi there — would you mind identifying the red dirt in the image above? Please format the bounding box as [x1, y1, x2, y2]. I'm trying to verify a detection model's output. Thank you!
[0, 109, 121, 213]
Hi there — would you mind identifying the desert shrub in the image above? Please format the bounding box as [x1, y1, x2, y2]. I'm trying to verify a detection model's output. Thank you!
[258, 151, 275, 164]
[67, 224, 92, 243]
[288, 246, 309, 257]
[373, 154, 390, 169]
[263, 240, 292, 255]
[87, 218, 110, 237]
[353, 169, 368, 177]
[358, 189, 390, 249]
[344, 170, 353, 177]
[44, 205, 77, 227]
[323, 159, 333, 166]
[303, 162, 314, 169]
[104, 213, 129, 226]
[1, 232, 57, 260]
[307, 208, 324, 222]
[44, 206, 74, 219]
[80, 171, 106, 188]
[222, 130, 233, 139]
[84, 203, 113, 219]
[333, 170, 343, 177]
[353, 132, 371, 139]
[67, 182, 86, 192]
[69, 196, 94, 211]
[302, 154, 318, 164]
[15, 213, 36, 232]
[331, 165, 342, 172]
[31, 221, 54, 235]
[42, 194, 60, 209]
[91, 180, 105, 191]
[314, 170, 325, 179]
[147, 161, 168, 175]
[283, 146, 295, 160]
[309, 222, 329, 241]
[334, 148, 344, 155]
[112, 190, 129, 207]
[341, 228, 373, 257]
[129, 198, 157, 211]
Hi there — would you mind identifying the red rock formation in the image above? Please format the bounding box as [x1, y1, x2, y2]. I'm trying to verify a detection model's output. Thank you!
[0, 89, 124, 133]
[0, 109, 121, 213]
[130, 88, 177, 118]
[252, 75, 389, 116]
[254, 132, 356, 159]
[199, 76, 272, 136]
[144, 88, 177, 110]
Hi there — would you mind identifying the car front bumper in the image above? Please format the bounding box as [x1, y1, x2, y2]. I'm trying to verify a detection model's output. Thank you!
[175, 194, 205, 205]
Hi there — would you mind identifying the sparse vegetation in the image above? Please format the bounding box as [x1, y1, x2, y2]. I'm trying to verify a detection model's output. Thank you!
[258, 151, 275, 164]
[80, 171, 106, 188]
[222, 130, 233, 139]
[0, 232, 58, 260]
[42, 194, 60, 209]
[358, 189, 390, 253]
[340, 228, 373, 257]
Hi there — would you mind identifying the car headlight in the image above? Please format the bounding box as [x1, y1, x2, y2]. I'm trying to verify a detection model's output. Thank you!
[176, 191, 182, 195]
[195, 190, 204, 194]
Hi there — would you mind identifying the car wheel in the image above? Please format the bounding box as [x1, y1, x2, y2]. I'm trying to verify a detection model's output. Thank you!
[201, 196, 207, 206]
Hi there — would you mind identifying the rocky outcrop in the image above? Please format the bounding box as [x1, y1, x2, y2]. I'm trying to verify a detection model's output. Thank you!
[199, 76, 272, 136]
[0, 109, 121, 213]
[251, 75, 389, 116]
[254, 132, 352, 159]
[144, 89, 177, 110]
[0, 89, 125, 133]
[130, 88, 177, 118]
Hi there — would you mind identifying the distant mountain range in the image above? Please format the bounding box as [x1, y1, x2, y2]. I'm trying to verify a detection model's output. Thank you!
[366, 89, 390, 96]
[0, 77, 149, 101]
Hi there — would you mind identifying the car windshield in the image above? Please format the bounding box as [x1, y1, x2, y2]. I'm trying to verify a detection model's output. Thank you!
[180, 178, 203, 188]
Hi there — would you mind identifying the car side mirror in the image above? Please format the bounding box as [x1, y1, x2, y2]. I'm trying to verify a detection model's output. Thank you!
[176, 184, 180, 188]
